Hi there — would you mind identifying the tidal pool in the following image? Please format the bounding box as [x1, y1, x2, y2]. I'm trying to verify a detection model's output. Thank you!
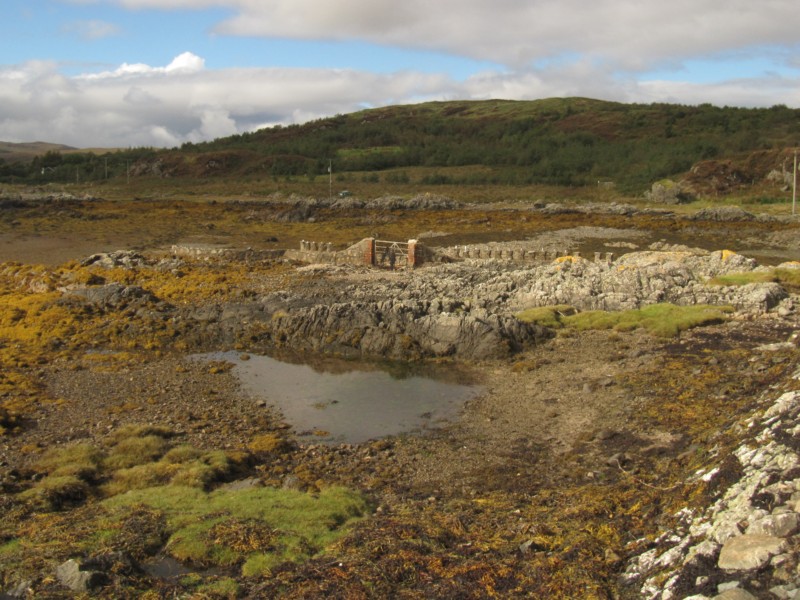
[205, 352, 483, 444]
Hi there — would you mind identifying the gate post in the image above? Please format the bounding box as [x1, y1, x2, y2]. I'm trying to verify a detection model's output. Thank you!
[364, 238, 376, 266]
[407, 239, 418, 268]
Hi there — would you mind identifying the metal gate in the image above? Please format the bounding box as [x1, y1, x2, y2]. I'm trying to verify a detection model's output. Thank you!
[374, 240, 408, 269]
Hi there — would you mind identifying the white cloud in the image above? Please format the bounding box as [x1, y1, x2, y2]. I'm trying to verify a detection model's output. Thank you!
[165, 52, 206, 73]
[79, 51, 205, 80]
[97, 0, 800, 73]
[637, 76, 800, 108]
[0, 54, 457, 147]
[1, 49, 799, 148]
[191, 106, 238, 141]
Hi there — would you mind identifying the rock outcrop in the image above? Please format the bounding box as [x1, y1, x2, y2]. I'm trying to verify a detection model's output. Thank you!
[646, 179, 693, 204]
[507, 250, 786, 313]
[60, 248, 793, 361]
[623, 381, 800, 599]
[239, 249, 788, 358]
[265, 300, 551, 360]
[62, 283, 160, 309]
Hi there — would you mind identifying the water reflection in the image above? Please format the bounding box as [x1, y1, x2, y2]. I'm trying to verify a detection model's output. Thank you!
[205, 352, 483, 444]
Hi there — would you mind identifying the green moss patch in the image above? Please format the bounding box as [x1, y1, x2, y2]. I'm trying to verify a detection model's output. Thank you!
[24, 429, 247, 509]
[5, 423, 369, 586]
[708, 267, 800, 292]
[707, 271, 777, 286]
[515, 304, 576, 328]
[517, 303, 732, 337]
[102, 484, 370, 576]
[565, 303, 733, 337]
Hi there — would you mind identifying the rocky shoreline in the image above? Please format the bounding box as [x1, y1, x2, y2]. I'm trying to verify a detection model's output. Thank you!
[623, 365, 800, 600]
[3, 200, 800, 596]
[89, 244, 791, 361]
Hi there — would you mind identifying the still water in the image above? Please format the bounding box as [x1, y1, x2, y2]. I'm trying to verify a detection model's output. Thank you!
[205, 352, 483, 444]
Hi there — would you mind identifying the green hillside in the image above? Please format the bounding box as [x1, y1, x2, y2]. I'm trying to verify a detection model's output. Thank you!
[3, 98, 800, 194]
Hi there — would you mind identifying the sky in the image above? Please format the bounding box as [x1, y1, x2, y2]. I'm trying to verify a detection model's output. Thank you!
[1, 0, 800, 149]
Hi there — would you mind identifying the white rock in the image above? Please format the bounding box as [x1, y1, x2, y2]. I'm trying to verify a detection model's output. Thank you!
[764, 392, 800, 420]
[655, 544, 686, 570]
[684, 539, 720, 566]
[718, 534, 786, 571]
[746, 513, 799, 537]
[768, 585, 793, 600]
[718, 581, 742, 592]
[713, 589, 756, 599]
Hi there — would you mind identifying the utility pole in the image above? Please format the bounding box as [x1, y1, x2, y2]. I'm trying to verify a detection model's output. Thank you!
[794, 147, 798, 216]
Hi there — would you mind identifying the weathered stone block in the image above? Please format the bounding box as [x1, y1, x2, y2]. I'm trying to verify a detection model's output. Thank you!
[718, 534, 786, 571]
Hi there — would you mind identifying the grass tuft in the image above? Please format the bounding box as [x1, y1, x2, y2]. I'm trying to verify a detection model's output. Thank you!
[106, 424, 175, 443]
[33, 443, 103, 481]
[104, 435, 169, 470]
[103, 448, 233, 495]
[773, 268, 800, 292]
[565, 303, 733, 337]
[247, 433, 290, 455]
[169, 450, 231, 489]
[18, 475, 90, 510]
[161, 444, 203, 463]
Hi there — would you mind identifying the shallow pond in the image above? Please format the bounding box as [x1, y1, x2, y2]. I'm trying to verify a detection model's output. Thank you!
[204, 352, 483, 444]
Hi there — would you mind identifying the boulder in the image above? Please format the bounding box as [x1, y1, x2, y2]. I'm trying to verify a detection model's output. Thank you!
[2, 580, 32, 598]
[62, 283, 158, 309]
[80, 250, 148, 269]
[55, 559, 108, 593]
[714, 589, 757, 600]
[645, 179, 692, 204]
[746, 513, 799, 538]
[718, 534, 786, 571]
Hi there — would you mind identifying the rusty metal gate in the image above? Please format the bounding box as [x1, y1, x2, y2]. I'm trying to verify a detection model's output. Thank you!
[374, 240, 408, 269]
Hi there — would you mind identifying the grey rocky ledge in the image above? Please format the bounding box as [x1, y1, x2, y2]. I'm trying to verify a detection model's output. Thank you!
[622, 379, 800, 599]
[56, 247, 796, 360]
[248, 249, 789, 359]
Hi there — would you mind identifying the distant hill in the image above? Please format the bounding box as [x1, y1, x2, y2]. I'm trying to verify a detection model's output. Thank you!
[171, 98, 800, 192]
[3, 98, 800, 194]
[0, 141, 77, 163]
